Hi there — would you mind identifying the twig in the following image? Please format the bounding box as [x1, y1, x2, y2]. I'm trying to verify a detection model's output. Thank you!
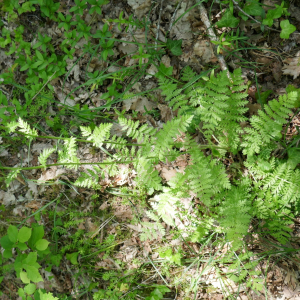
[0, 87, 10, 97]
[168, 0, 184, 34]
[155, 0, 164, 50]
[197, 2, 231, 79]
[90, 215, 114, 239]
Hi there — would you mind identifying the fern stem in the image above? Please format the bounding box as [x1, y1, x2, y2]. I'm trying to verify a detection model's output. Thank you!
[2, 126, 229, 151]
[0, 160, 137, 171]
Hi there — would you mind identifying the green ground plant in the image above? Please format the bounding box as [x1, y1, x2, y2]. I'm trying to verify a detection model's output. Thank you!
[1, 0, 300, 299]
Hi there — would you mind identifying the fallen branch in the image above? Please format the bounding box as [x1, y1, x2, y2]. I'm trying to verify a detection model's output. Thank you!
[197, 1, 231, 79]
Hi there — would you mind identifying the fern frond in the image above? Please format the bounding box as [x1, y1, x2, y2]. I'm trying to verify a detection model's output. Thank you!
[5, 168, 21, 188]
[242, 91, 297, 156]
[263, 162, 300, 203]
[81, 123, 113, 147]
[38, 148, 56, 169]
[58, 137, 79, 170]
[106, 135, 127, 150]
[180, 66, 197, 82]
[219, 185, 252, 249]
[159, 77, 182, 102]
[80, 126, 92, 137]
[187, 69, 248, 151]
[18, 118, 38, 137]
[150, 191, 179, 226]
[135, 157, 162, 190]
[153, 115, 193, 160]
[140, 222, 166, 241]
[75, 170, 99, 189]
[6, 121, 19, 133]
[74, 176, 97, 189]
[119, 117, 156, 143]
[177, 134, 230, 205]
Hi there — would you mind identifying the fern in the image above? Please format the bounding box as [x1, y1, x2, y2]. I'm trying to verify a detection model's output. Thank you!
[180, 66, 197, 82]
[241, 91, 297, 156]
[158, 74, 190, 115]
[6, 121, 19, 133]
[106, 135, 127, 150]
[189, 69, 248, 151]
[80, 123, 113, 147]
[172, 134, 230, 206]
[38, 148, 55, 169]
[58, 137, 79, 170]
[134, 157, 162, 191]
[5, 168, 20, 188]
[18, 117, 38, 137]
[218, 183, 252, 249]
[119, 117, 156, 143]
[153, 115, 193, 160]
[158, 77, 182, 102]
[75, 171, 100, 189]
[140, 222, 166, 241]
[149, 190, 179, 226]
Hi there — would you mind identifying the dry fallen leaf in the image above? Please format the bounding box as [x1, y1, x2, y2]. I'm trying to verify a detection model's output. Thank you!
[193, 40, 216, 64]
[160, 166, 177, 181]
[122, 96, 157, 113]
[0, 190, 16, 206]
[282, 55, 300, 79]
[158, 104, 173, 122]
[127, 0, 151, 19]
[38, 166, 66, 182]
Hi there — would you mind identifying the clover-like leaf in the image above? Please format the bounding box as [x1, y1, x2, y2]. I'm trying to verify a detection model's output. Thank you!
[216, 10, 240, 28]
[243, 0, 264, 17]
[7, 225, 18, 243]
[166, 39, 182, 56]
[18, 227, 32, 243]
[24, 283, 36, 295]
[35, 239, 50, 251]
[23, 265, 43, 283]
[20, 271, 30, 284]
[280, 20, 296, 39]
[66, 252, 79, 265]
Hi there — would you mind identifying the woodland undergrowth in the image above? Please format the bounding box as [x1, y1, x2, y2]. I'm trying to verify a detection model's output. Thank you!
[0, 0, 300, 299]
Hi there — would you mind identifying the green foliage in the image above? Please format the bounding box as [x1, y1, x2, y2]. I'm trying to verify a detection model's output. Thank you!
[1, 0, 300, 298]
[159, 248, 182, 266]
[280, 19, 296, 39]
[0, 223, 59, 299]
[241, 91, 297, 156]
[216, 1, 295, 38]
[108, 11, 143, 32]
[166, 38, 183, 56]
[217, 9, 240, 28]
[262, 1, 288, 26]
[145, 285, 170, 300]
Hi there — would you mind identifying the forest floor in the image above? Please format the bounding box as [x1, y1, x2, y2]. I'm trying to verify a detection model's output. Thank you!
[1, 0, 300, 299]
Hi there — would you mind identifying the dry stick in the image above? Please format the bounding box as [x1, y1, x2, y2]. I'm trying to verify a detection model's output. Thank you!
[155, 0, 164, 50]
[0, 87, 10, 97]
[197, 2, 231, 80]
[168, 0, 184, 33]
